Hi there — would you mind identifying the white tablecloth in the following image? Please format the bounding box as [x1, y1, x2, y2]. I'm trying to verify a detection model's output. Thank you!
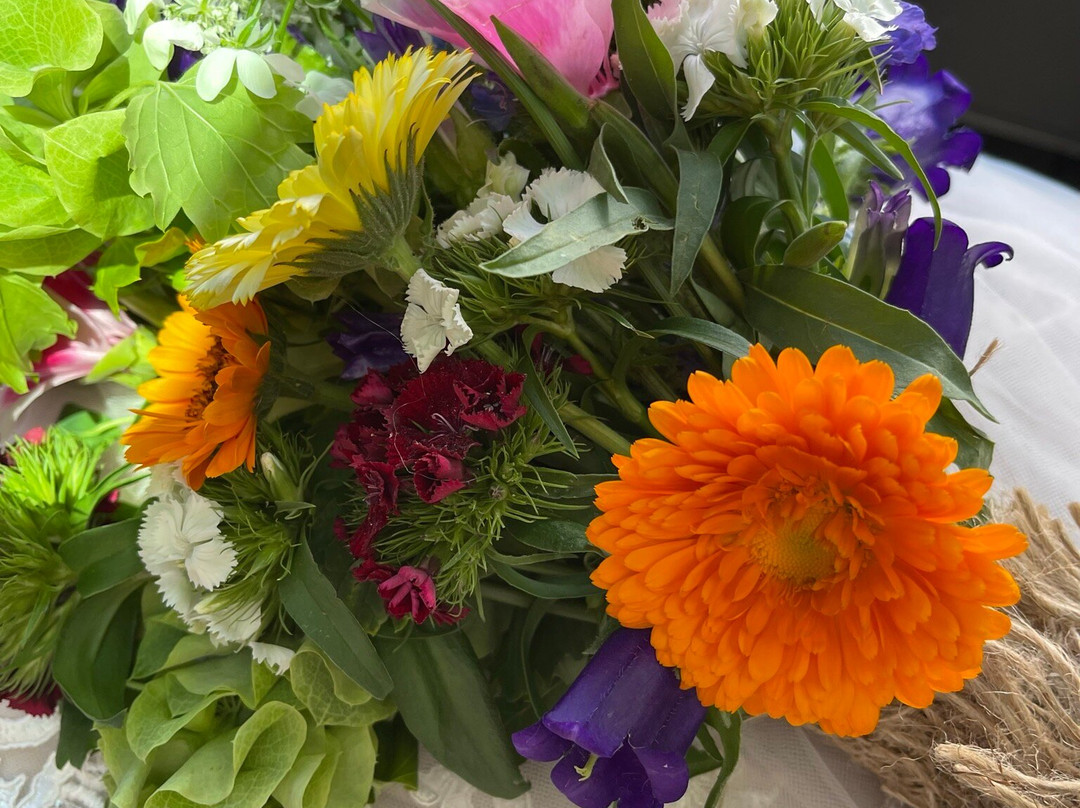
[2, 155, 1077, 808]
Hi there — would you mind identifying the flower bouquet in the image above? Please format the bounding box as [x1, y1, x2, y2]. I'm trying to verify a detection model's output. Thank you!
[0, 0, 1033, 806]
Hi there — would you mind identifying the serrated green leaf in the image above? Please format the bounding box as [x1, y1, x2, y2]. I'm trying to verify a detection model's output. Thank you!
[671, 149, 724, 294]
[375, 631, 528, 799]
[745, 266, 992, 418]
[45, 109, 156, 238]
[611, 0, 677, 121]
[783, 220, 847, 268]
[481, 188, 672, 278]
[123, 78, 312, 240]
[0, 0, 104, 97]
[0, 272, 76, 394]
[651, 316, 752, 357]
[279, 540, 392, 700]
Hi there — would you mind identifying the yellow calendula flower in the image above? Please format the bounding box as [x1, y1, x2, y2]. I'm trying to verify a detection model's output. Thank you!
[186, 48, 475, 309]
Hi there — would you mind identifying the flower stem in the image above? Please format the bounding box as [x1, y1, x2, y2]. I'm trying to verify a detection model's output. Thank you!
[273, 0, 298, 50]
[558, 402, 632, 456]
[386, 235, 423, 281]
[267, 370, 353, 412]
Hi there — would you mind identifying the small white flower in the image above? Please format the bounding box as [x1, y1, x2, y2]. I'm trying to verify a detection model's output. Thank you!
[195, 47, 303, 102]
[197, 597, 263, 646]
[436, 154, 531, 247]
[250, 642, 295, 674]
[807, 0, 902, 42]
[142, 19, 213, 71]
[123, 0, 162, 34]
[503, 168, 628, 293]
[184, 536, 237, 590]
[400, 269, 473, 373]
[649, 0, 778, 119]
[146, 462, 186, 500]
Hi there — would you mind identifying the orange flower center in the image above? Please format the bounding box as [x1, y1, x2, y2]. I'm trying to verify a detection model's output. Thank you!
[748, 502, 837, 588]
[186, 337, 228, 419]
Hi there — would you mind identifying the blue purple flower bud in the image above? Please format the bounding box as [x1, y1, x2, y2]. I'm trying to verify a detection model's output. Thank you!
[328, 311, 408, 379]
[886, 218, 1012, 357]
[873, 2, 936, 67]
[355, 15, 427, 64]
[512, 629, 706, 808]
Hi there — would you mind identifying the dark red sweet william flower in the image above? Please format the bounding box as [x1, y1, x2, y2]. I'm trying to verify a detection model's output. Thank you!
[413, 452, 469, 504]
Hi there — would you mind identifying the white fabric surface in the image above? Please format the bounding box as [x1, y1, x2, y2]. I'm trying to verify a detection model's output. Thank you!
[1, 155, 1076, 808]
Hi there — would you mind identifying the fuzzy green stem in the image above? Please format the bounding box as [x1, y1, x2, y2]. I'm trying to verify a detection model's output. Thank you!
[479, 580, 600, 623]
[386, 235, 423, 281]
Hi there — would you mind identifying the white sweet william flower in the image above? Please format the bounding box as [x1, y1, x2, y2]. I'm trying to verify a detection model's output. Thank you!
[138, 488, 237, 625]
[807, 0, 902, 42]
[503, 168, 627, 293]
[250, 642, 296, 674]
[436, 154, 531, 247]
[197, 597, 263, 646]
[648, 0, 776, 119]
[400, 269, 474, 373]
[195, 48, 305, 102]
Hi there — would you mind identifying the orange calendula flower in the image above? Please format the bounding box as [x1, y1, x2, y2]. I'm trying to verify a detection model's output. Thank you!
[588, 344, 1026, 737]
[122, 298, 270, 489]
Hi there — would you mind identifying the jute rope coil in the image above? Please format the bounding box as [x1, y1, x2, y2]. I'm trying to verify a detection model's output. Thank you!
[840, 490, 1080, 808]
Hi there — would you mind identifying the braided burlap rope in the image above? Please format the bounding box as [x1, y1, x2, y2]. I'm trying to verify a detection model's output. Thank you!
[839, 490, 1080, 808]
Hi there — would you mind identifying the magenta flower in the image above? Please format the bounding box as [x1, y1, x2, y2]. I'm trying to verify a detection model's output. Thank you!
[0, 270, 136, 441]
[362, 1, 618, 97]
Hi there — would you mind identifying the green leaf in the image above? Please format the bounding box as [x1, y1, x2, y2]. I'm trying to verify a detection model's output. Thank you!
[52, 579, 142, 721]
[703, 710, 742, 808]
[651, 316, 752, 357]
[744, 266, 992, 418]
[611, 0, 677, 121]
[374, 632, 528, 799]
[481, 188, 672, 278]
[419, 0, 583, 170]
[719, 195, 776, 269]
[373, 715, 418, 790]
[129, 614, 222, 680]
[833, 121, 903, 180]
[91, 238, 142, 313]
[0, 224, 98, 274]
[514, 343, 579, 458]
[58, 517, 145, 597]
[44, 109, 156, 239]
[56, 702, 96, 769]
[491, 560, 600, 600]
[671, 149, 724, 294]
[0, 146, 68, 228]
[123, 78, 312, 240]
[86, 325, 156, 387]
[810, 139, 849, 223]
[0, 272, 76, 394]
[804, 98, 940, 235]
[279, 540, 393, 700]
[928, 397, 994, 470]
[135, 226, 189, 266]
[288, 646, 395, 728]
[506, 519, 593, 553]
[491, 18, 590, 130]
[590, 101, 679, 207]
[0, 0, 104, 97]
[707, 120, 753, 164]
[783, 221, 847, 268]
[588, 125, 629, 205]
[0, 105, 48, 166]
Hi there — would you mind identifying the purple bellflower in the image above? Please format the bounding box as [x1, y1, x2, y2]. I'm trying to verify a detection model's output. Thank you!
[873, 2, 936, 67]
[329, 311, 408, 380]
[355, 15, 427, 64]
[513, 629, 706, 808]
[886, 218, 1013, 357]
[875, 55, 982, 197]
[849, 182, 912, 296]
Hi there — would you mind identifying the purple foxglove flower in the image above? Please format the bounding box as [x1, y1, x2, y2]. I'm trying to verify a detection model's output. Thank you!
[513, 629, 706, 808]
[875, 55, 982, 197]
[886, 218, 1012, 357]
[329, 311, 408, 380]
[355, 15, 428, 64]
[872, 2, 936, 67]
[0, 270, 136, 441]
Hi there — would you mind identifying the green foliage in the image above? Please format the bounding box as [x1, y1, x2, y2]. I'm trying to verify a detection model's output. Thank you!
[44, 109, 156, 238]
[0, 272, 75, 393]
[671, 149, 724, 293]
[123, 77, 312, 241]
[375, 630, 528, 799]
[0, 0, 103, 97]
[611, 0, 677, 122]
[100, 645, 390, 808]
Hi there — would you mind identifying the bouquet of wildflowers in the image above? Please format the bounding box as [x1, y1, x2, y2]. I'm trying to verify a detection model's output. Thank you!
[0, 0, 1030, 806]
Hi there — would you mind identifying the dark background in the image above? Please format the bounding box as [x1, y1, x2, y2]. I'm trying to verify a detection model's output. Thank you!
[921, 1, 1080, 188]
